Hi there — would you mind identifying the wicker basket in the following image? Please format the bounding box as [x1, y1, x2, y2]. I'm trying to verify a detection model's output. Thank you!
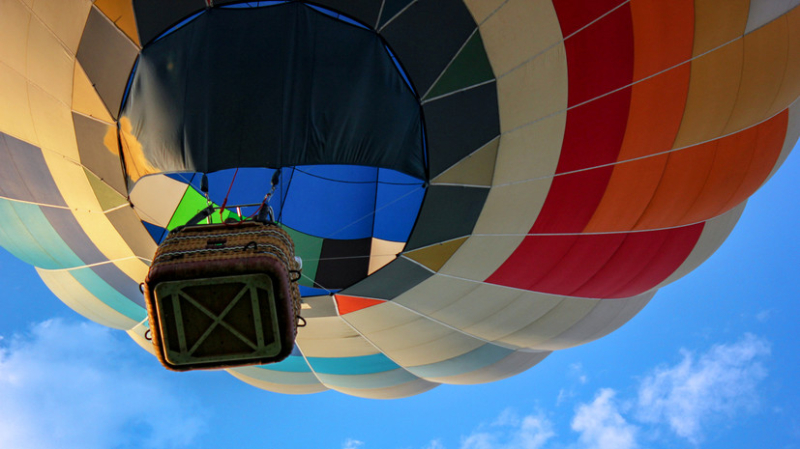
[143, 221, 301, 371]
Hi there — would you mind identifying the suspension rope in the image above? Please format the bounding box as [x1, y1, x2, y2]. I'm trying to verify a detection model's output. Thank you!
[219, 167, 240, 222]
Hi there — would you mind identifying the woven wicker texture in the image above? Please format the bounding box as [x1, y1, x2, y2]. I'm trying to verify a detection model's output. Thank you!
[152, 221, 301, 319]
[144, 221, 302, 370]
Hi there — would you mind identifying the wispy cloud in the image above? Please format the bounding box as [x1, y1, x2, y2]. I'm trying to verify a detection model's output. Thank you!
[755, 310, 771, 322]
[570, 362, 589, 385]
[557, 363, 589, 406]
[571, 389, 638, 449]
[424, 439, 446, 449]
[343, 411, 556, 449]
[460, 409, 555, 449]
[635, 333, 770, 443]
[556, 388, 575, 406]
[329, 334, 771, 449]
[0, 319, 207, 449]
[342, 438, 365, 449]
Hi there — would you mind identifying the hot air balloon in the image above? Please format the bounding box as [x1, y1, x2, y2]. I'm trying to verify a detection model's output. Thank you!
[0, 0, 797, 398]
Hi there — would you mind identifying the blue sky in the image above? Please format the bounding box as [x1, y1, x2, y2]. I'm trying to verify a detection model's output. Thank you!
[0, 147, 798, 449]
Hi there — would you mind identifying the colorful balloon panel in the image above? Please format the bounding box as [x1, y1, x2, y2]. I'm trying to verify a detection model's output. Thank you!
[0, 0, 797, 399]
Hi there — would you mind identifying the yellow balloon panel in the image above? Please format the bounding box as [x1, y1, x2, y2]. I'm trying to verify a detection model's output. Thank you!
[0, 0, 30, 75]
[26, 14, 74, 106]
[0, 64, 37, 144]
[30, 0, 92, 53]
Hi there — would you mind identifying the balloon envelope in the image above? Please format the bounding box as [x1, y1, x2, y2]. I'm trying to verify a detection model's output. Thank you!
[0, 0, 797, 398]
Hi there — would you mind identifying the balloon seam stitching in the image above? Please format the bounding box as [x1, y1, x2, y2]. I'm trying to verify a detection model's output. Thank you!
[420, 27, 481, 101]
[376, 0, 417, 33]
[493, 105, 791, 189]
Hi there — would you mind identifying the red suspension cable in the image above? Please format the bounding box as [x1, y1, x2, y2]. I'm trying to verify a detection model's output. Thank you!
[219, 167, 239, 222]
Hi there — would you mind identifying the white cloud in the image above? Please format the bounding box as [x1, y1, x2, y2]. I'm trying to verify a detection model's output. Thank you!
[0, 319, 207, 449]
[342, 438, 365, 449]
[571, 389, 638, 449]
[460, 409, 555, 449]
[635, 333, 770, 443]
[424, 439, 446, 449]
[334, 411, 554, 449]
[557, 363, 589, 406]
[556, 388, 576, 406]
[569, 363, 588, 385]
[329, 335, 771, 449]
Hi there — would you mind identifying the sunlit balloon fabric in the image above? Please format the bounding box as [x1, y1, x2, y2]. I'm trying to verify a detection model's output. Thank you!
[0, 0, 798, 399]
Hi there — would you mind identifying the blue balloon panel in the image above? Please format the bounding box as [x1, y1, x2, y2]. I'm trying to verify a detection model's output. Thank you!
[192, 165, 424, 242]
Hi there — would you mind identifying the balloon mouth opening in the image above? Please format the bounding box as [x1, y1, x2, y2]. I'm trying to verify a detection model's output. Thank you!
[131, 165, 426, 296]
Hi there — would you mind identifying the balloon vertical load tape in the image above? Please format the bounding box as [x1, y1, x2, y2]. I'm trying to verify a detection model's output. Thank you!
[142, 221, 301, 371]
